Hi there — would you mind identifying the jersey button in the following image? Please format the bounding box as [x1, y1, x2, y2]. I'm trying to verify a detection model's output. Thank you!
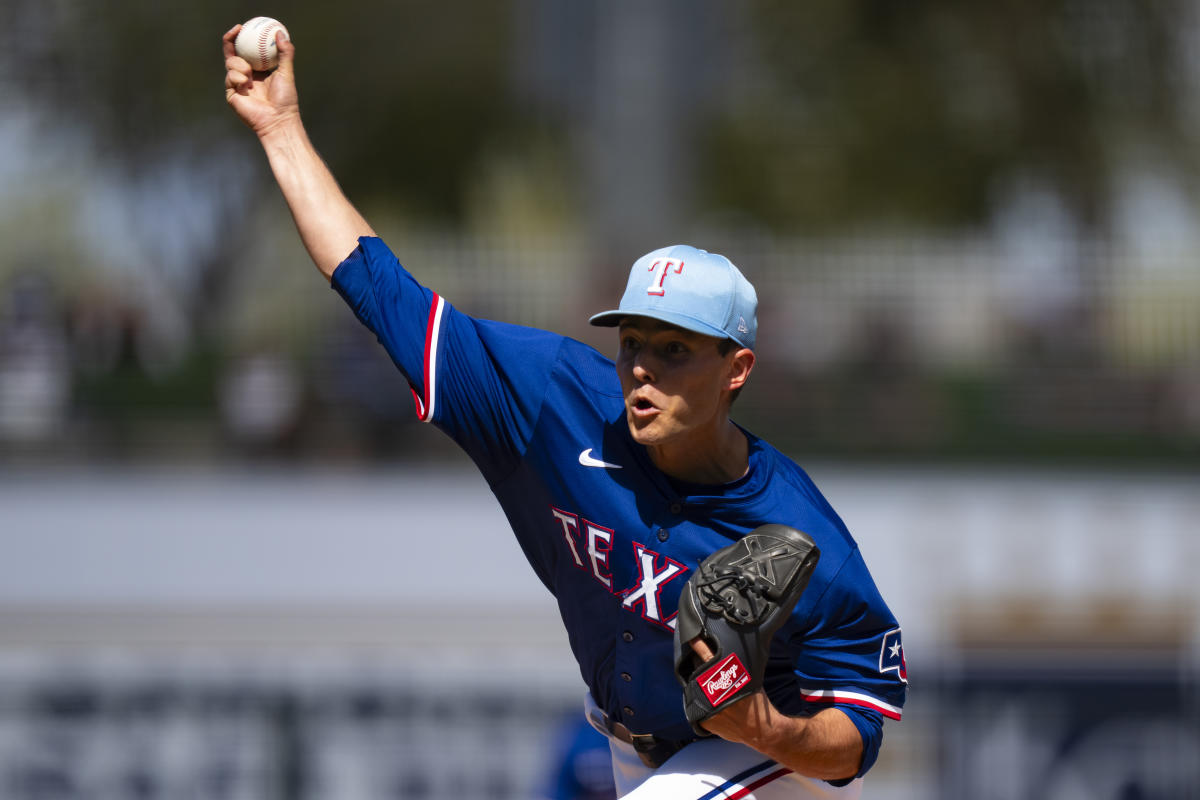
[622, 631, 634, 642]
[656, 528, 669, 542]
[623, 706, 635, 717]
[669, 502, 683, 515]
[621, 672, 632, 682]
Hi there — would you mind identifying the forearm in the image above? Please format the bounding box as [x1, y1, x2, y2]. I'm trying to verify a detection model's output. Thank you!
[701, 694, 862, 782]
[755, 706, 862, 781]
[258, 120, 375, 280]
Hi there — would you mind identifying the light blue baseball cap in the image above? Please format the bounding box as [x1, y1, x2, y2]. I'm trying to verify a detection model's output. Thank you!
[589, 245, 758, 350]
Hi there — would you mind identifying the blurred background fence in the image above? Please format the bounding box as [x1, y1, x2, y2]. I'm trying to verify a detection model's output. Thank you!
[1, 0, 1198, 798]
[2, 231, 1198, 463]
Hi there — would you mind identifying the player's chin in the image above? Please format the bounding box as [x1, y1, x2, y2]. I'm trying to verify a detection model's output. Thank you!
[625, 413, 659, 444]
[626, 415, 675, 447]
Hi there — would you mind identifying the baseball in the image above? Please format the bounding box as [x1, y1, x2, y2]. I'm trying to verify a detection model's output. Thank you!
[234, 16, 289, 72]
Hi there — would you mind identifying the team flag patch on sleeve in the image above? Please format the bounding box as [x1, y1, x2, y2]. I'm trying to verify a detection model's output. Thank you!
[880, 628, 907, 684]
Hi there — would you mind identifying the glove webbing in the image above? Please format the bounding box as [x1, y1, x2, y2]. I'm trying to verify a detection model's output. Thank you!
[695, 566, 774, 626]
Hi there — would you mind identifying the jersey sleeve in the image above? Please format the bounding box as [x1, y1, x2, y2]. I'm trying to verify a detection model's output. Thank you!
[835, 705, 884, 780]
[787, 548, 907, 718]
[780, 547, 907, 778]
[330, 236, 564, 478]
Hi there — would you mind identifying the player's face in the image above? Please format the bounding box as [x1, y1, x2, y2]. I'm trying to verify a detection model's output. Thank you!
[616, 319, 748, 450]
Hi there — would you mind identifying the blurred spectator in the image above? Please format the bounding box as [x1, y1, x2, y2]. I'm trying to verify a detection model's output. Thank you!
[1168, 362, 1200, 437]
[219, 350, 303, 451]
[0, 271, 71, 444]
[67, 287, 133, 378]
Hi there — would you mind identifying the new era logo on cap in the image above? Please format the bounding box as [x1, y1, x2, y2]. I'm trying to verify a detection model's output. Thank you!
[589, 245, 758, 350]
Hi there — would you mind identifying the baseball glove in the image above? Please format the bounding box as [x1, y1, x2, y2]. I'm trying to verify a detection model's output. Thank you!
[673, 524, 820, 735]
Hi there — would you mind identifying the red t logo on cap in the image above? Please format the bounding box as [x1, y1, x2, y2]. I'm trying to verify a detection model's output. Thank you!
[645, 259, 684, 296]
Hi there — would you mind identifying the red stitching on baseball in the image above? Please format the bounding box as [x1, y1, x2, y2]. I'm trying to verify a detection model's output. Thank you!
[256, 20, 274, 71]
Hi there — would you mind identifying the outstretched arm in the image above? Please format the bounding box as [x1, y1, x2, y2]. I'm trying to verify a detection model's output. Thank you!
[223, 24, 374, 280]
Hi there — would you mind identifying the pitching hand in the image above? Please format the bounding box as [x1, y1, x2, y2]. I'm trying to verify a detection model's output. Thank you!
[223, 24, 299, 136]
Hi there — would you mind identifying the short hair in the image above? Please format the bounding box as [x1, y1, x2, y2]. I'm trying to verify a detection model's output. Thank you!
[717, 338, 747, 405]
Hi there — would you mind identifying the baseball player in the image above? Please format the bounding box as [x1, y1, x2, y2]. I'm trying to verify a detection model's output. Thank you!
[224, 25, 906, 799]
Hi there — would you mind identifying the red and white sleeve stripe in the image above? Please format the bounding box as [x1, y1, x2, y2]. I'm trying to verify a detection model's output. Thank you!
[798, 687, 903, 720]
[410, 293, 446, 423]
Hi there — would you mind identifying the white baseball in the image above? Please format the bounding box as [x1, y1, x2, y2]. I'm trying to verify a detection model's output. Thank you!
[234, 16, 289, 72]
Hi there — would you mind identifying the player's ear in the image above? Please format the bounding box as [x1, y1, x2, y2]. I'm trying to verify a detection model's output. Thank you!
[725, 348, 755, 393]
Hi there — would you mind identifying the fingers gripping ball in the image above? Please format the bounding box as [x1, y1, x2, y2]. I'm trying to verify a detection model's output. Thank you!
[235, 16, 289, 72]
[673, 524, 820, 736]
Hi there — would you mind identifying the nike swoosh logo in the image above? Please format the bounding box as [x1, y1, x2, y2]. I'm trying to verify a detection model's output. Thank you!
[579, 448, 623, 469]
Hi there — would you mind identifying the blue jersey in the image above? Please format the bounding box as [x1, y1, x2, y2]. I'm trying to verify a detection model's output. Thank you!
[332, 237, 907, 776]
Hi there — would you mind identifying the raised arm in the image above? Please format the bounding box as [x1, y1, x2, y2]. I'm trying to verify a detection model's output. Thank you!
[223, 24, 374, 280]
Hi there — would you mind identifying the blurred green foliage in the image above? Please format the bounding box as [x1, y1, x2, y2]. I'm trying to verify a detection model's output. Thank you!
[703, 0, 1193, 232]
[6, 0, 1194, 234]
[6, 0, 525, 219]
[2, 1, 1197, 463]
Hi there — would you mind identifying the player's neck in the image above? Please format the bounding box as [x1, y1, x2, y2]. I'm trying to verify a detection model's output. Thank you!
[646, 419, 749, 486]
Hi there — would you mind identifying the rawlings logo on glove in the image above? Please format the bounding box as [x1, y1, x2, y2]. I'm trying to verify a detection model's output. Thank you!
[673, 524, 820, 735]
[698, 654, 750, 705]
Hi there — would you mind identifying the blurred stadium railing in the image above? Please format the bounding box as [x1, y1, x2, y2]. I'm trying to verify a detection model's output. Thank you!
[1, 231, 1197, 461]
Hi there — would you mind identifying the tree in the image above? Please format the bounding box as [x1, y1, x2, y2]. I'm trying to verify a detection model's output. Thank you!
[2, 0, 521, 338]
[701, 0, 1196, 235]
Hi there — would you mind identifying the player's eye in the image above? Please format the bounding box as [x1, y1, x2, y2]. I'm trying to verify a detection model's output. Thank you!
[664, 341, 688, 356]
[620, 336, 641, 352]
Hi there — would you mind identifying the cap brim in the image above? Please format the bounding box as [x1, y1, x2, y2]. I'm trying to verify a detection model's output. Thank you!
[587, 309, 626, 327]
[588, 308, 737, 344]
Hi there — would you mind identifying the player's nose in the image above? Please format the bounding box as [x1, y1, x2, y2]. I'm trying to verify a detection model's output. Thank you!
[631, 352, 656, 383]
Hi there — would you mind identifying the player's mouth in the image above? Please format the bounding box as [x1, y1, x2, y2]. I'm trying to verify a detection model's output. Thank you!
[629, 394, 660, 419]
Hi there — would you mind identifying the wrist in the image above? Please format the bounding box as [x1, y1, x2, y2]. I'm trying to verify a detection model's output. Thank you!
[256, 112, 307, 149]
